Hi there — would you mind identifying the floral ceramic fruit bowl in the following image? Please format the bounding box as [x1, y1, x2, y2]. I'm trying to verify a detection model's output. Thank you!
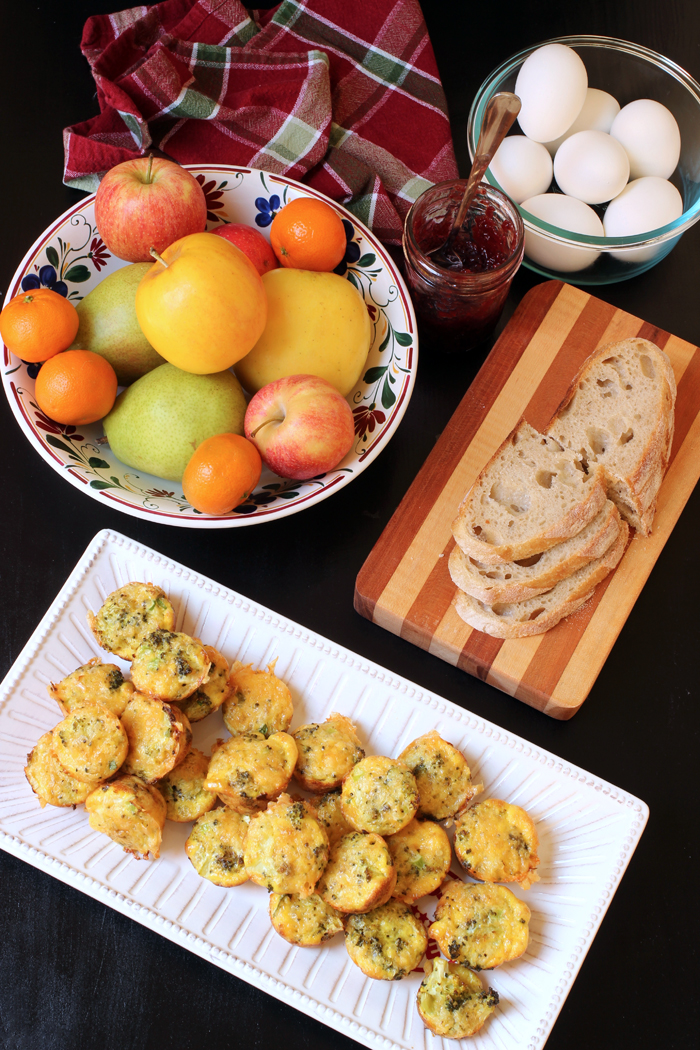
[1, 166, 417, 527]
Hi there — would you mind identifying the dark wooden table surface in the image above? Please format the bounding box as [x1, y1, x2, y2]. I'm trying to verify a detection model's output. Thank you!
[1, 2, 698, 1049]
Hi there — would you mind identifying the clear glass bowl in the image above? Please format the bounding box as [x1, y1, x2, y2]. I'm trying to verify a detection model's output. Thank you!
[468, 35, 700, 284]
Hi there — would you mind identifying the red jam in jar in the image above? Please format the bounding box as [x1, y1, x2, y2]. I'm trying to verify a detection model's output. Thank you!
[403, 181, 524, 351]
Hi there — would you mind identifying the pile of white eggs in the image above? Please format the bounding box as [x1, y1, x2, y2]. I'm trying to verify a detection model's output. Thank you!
[486, 43, 684, 272]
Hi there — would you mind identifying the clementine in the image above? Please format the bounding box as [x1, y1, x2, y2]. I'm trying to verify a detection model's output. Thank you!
[34, 349, 118, 426]
[269, 198, 347, 272]
[182, 433, 262, 515]
[0, 288, 79, 363]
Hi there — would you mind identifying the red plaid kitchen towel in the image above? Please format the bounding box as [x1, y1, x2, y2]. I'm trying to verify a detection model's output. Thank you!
[63, 0, 458, 245]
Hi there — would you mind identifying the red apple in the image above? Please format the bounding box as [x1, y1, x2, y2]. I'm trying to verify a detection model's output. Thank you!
[212, 223, 278, 276]
[94, 155, 207, 262]
[244, 374, 355, 480]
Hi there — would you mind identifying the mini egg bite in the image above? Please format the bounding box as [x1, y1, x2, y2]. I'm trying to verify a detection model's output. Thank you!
[120, 694, 192, 783]
[416, 958, 499, 1039]
[48, 657, 135, 718]
[429, 880, 530, 970]
[25, 731, 96, 808]
[454, 798, 540, 888]
[204, 731, 297, 813]
[317, 831, 396, 914]
[222, 659, 293, 737]
[244, 794, 329, 896]
[340, 755, 419, 836]
[292, 712, 364, 793]
[398, 730, 480, 820]
[185, 807, 250, 887]
[269, 892, 344, 947]
[51, 703, 128, 784]
[155, 748, 217, 822]
[131, 630, 211, 703]
[173, 645, 231, 722]
[306, 789, 355, 846]
[344, 899, 428, 981]
[85, 774, 167, 859]
[87, 582, 175, 661]
[386, 817, 452, 904]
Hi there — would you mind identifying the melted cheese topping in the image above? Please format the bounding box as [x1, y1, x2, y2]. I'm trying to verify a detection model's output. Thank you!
[222, 660, 293, 737]
[185, 807, 249, 887]
[87, 582, 175, 660]
[244, 794, 329, 896]
[24, 731, 95, 807]
[293, 713, 364, 792]
[454, 798, 540, 886]
[416, 958, 498, 1038]
[317, 831, 396, 913]
[398, 731, 479, 820]
[429, 881, 530, 970]
[49, 658, 134, 718]
[51, 703, 128, 784]
[204, 731, 297, 813]
[341, 756, 419, 836]
[156, 748, 217, 822]
[85, 775, 166, 858]
[131, 631, 211, 703]
[121, 695, 192, 783]
[345, 899, 428, 980]
[269, 892, 343, 946]
[386, 818, 452, 903]
[176, 645, 231, 722]
[307, 790, 355, 846]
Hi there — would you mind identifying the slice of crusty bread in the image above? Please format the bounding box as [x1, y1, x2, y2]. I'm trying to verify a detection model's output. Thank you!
[451, 422, 608, 565]
[546, 338, 676, 535]
[449, 500, 621, 604]
[453, 519, 629, 638]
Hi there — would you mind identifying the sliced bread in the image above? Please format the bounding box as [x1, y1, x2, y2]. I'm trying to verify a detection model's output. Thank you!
[448, 500, 621, 604]
[546, 338, 676, 535]
[451, 421, 608, 565]
[453, 519, 629, 638]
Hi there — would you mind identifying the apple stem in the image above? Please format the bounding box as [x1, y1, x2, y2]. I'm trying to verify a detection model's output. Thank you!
[249, 417, 284, 438]
[149, 247, 168, 268]
[146, 152, 154, 184]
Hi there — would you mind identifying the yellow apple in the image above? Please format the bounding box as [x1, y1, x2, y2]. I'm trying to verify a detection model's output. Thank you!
[135, 232, 267, 374]
[234, 268, 372, 396]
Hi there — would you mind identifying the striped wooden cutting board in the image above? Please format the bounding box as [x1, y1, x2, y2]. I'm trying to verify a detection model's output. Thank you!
[354, 280, 700, 719]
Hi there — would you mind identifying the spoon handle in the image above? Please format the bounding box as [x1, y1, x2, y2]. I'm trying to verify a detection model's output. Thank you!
[451, 92, 522, 233]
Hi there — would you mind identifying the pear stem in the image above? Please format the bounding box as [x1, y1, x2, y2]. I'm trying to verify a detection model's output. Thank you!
[249, 417, 283, 438]
[146, 152, 154, 184]
[149, 247, 168, 268]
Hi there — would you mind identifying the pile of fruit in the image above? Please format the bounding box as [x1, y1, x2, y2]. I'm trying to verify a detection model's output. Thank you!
[0, 157, 372, 514]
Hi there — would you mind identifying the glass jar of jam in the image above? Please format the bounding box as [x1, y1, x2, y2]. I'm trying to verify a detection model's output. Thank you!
[403, 180, 524, 352]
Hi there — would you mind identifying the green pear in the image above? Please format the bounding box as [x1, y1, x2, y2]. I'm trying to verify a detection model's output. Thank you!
[71, 263, 165, 384]
[103, 364, 247, 481]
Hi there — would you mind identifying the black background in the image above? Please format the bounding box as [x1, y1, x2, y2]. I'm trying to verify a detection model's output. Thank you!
[0, 2, 698, 1049]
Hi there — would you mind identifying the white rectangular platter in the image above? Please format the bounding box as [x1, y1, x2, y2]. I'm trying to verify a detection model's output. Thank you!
[0, 529, 648, 1050]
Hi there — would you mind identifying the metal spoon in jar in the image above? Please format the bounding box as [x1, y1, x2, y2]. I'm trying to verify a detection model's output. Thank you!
[429, 92, 522, 269]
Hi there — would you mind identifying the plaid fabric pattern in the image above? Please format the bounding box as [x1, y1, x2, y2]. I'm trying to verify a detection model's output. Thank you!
[63, 0, 458, 245]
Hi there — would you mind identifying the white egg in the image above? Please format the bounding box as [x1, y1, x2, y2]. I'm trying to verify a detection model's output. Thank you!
[486, 136, 553, 204]
[543, 88, 620, 155]
[554, 130, 630, 204]
[521, 193, 604, 272]
[515, 44, 588, 143]
[604, 176, 684, 262]
[610, 99, 681, 179]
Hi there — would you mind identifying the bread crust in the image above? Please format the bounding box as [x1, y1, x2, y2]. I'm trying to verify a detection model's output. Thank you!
[449, 501, 621, 604]
[454, 519, 629, 638]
